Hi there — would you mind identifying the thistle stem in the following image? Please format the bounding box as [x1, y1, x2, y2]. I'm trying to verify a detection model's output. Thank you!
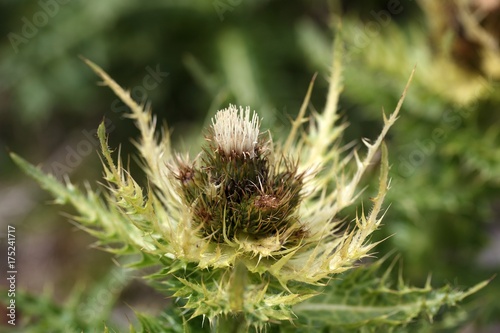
[229, 260, 247, 311]
[215, 261, 248, 333]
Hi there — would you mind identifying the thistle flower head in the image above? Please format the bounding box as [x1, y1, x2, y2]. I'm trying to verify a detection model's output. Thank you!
[178, 104, 304, 248]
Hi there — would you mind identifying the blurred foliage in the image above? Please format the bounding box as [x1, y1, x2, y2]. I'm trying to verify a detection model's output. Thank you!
[1, 0, 500, 332]
[2, 267, 130, 332]
[297, 0, 500, 330]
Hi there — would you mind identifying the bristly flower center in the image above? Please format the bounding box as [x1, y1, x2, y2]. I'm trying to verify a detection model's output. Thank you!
[211, 104, 260, 159]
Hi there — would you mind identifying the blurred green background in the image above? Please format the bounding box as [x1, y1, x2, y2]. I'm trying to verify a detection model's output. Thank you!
[1, 0, 499, 331]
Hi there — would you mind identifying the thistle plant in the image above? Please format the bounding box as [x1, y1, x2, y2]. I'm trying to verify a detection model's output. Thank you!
[11, 41, 486, 332]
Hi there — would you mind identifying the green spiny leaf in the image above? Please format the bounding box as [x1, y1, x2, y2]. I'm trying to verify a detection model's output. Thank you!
[291, 259, 489, 331]
[10, 152, 156, 256]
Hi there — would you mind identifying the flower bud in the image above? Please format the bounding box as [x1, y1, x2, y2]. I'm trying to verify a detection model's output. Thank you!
[175, 105, 304, 247]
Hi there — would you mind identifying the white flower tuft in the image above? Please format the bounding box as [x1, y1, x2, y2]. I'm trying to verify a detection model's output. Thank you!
[211, 104, 260, 158]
